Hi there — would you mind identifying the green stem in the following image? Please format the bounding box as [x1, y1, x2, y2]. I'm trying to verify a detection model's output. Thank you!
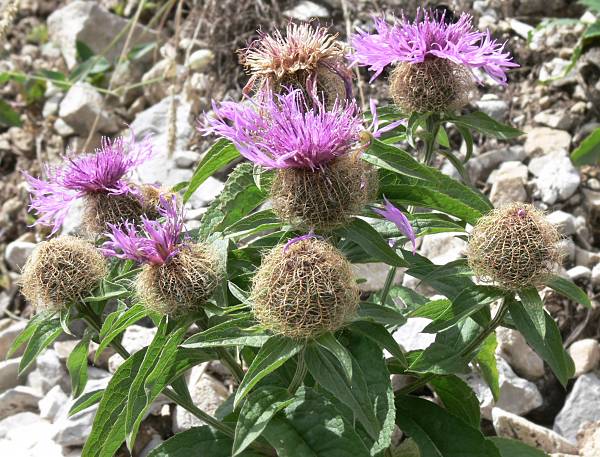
[288, 348, 307, 394]
[398, 299, 510, 395]
[423, 115, 441, 166]
[379, 266, 397, 306]
[194, 319, 245, 384]
[217, 347, 245, 384]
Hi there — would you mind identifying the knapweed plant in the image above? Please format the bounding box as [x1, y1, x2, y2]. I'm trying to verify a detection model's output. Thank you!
[12, 9, 591, 457]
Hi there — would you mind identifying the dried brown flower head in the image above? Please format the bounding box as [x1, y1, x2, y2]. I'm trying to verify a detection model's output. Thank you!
[251, 238, 359, 339]
[467, 203, 562, 290]
[21, 236, 107, 312]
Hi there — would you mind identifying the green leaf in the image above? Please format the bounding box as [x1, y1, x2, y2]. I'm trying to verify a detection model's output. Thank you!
[199, 162, 267, 240]
[262, 387, 372, 457]
[395, 395, 501, 457]
[355, 302, 407, 326]
[381, 185, 483, 226]
[580, 0, 600, 12]
[336, 218, 408, 267]
[571, 127, 600, 166]
[448, 111, 524, 140]
[347, 334, 396, 455]
[224, 209, 281, 239]
[421, 286, 505, 333]
[0, 99, 22, 127]
[234, 336, 303, 408]
[76, 40, 95, 61]
[67, 334, 90, 398]
[350, 321, 407, 368]
[183, 139, 240, 203]
[82, 349, 147, 457]
[127, 42, 157, 61]
[455, 123, 474, 162]
[314, 332, 353, 382]
[518, 288, 546, 338]
[19, 317, 63, 375]
[95, 303, 149, 362]
[182, 317, 269, 348]
[430, 375, 480, 428]
[545, 274, 592, 308]
[488, 437, 548, 457]
[147, 426, 262, 457]
[305, 344, 380, 440]
[233, 386, 293, 456]
[85, 279, 130, 303]
[7, 312, 51, 358]
[68, 389, 104, 417]
[474, 333, 500, 401]
[363, 141, 435, 181]
[508, 297, 574, 386]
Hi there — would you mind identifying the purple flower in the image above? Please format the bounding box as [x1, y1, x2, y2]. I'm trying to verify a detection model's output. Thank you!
[367, 98, 407, 139]
[350, 9, 519, 84]
[101, 196, 184, 266]
[23, 134, 153, 234]
[202, 89, 362, 170]
[373, 197, 416, 254]
[283, 231, 324, 252]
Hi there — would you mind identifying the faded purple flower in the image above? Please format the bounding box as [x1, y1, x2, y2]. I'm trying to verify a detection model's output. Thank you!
[24, 134, 153, 234]
[367, 98, 407, 139]
[202, 89, 362, 170]
[240, 22, 353, 101]
[373, 197, 416, 254]
[350, 9, 518, 84]
[101, 196, 184, 266]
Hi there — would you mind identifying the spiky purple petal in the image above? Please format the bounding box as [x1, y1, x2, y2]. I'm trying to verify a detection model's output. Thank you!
[373, 197, 416, 254]
[202, 90, 362, 170]
[101, 196, 184, 266]
[23, 133, 153, 234]
[350, 9, 518, 84]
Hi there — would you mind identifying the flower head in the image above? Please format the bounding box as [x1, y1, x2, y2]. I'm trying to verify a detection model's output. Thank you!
[373, 197, 416, 254]
[24, 134, 153, 234]
[101, 195, 185, 266]
[240, 22, 352, 101]
[251, 237, 359, 338]
[467, 203, 561, 290]
[203, 89, 362, 170]
[20, 236, 107, 312]
[350, 9, 518, 84]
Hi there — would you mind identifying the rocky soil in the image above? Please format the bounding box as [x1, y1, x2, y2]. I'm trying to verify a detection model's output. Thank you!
[1, 0, 600, 456]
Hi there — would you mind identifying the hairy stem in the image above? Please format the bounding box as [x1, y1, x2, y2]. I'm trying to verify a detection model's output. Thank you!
[379, 265, 397, 307]
[288, 348, 307, 394]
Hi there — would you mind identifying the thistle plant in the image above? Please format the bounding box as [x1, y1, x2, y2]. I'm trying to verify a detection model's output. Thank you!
[468, 203, 562, 290]
[102, 196, 220, 316]
[20, 235, 107, 312]
[24, 134, 161, 235]
[205, 89, 377, 230]
[240, 22, 353, 107]
[12, 11, 592, 457]
[251, 236, 359, 339]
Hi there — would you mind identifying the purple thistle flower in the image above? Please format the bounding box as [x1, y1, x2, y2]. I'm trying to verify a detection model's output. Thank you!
[101, 195, 185, 266]
[373, 197, 416, 254]
[23, 133, 153, 235]
[202, 89, 362, 170]
[350, 9, 519, 84]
